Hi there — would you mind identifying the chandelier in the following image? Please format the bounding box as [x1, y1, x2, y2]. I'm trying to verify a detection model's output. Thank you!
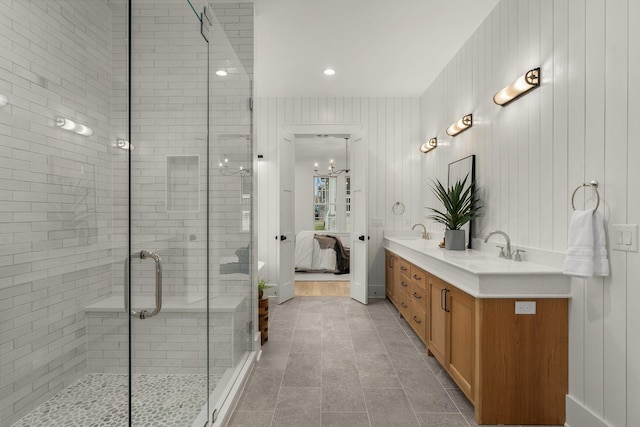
[314, 137, 350, 177]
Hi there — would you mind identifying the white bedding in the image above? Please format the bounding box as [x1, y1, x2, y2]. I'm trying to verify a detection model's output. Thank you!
[295, 231, 349, 272]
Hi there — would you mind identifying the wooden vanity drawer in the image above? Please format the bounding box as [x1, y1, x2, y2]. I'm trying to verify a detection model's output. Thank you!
[409, 303, 426, 341]
[397, 290, 410, 318]
[398, 257, 411, 278]
[396, 276, 410, 295]
[410, 265, 427, 292]
[410, 284, 426, 306]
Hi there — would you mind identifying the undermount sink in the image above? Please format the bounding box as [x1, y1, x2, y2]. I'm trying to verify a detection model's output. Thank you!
[395, 236, 421, 240]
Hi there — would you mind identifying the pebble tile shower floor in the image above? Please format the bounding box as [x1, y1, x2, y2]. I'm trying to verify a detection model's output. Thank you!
[12, 373, 221, 427]
[228, 296, 564, 427]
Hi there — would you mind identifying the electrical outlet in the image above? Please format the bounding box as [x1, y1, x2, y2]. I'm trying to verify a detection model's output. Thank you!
[515, 301, 536, 315]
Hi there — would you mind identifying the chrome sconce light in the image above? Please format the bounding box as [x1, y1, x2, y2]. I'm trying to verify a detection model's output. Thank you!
[446, 114, 473, 137]
[56, 117, 93, 136]
[420, 138, 437, 153]
[493, 68, 540, 106]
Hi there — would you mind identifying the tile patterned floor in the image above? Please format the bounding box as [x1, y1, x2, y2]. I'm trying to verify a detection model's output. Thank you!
[228, 296, 563, 427]
[12, 373, 219, 427]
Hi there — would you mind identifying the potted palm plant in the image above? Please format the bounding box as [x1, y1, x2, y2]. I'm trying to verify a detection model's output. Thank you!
[427, 174, 482, 250]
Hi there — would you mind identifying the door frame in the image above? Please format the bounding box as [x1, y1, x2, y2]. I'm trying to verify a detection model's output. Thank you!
[277, 124, 367, 302]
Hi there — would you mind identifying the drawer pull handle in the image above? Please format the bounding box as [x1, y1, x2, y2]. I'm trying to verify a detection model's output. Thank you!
[401, 302, 408, 308]
[413, 292, 421, 299]
[413, 274, 421, 280]
[412, 316, 422, 324]
[401, 281, 408, 287]
[401, 266, 408, 271]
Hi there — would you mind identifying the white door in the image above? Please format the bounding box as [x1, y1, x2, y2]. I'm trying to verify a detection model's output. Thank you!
[350, 137, 368, 304]
[276, 134, 295, 304]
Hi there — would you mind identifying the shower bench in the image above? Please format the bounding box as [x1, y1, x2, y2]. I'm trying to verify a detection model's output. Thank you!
[85, 295, 247, 375]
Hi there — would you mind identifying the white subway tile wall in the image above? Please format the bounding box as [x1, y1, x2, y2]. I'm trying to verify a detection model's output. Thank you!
[0, 1, 115, 424]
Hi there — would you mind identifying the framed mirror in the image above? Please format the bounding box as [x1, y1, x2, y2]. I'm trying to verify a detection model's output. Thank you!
[448, 155, 476, 249]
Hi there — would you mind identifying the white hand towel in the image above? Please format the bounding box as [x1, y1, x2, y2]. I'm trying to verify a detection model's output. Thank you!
[592, 210, 609, 276]
[563, 210, 594, 278]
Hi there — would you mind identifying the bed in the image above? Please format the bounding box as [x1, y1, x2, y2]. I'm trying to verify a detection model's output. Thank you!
[294, 231, 350, 274]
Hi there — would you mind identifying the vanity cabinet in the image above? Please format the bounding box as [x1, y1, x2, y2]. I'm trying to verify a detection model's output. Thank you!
[384, 247, 568, 425]
[428, 274, 475, 401]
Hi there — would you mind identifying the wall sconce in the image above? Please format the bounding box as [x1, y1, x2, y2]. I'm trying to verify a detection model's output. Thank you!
[56, 117, 93, 136]
[0, 94, 8, 107]
[446, 114, 472, 137]
[493, 68, 540, 106]
[420, 138, 437, 153]
[116, 139, 134, 151]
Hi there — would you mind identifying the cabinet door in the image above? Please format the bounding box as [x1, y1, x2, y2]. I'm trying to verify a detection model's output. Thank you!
[427, 276, 447, 365]
[385, 251, 395, 301]
[447, 286, 475, 402]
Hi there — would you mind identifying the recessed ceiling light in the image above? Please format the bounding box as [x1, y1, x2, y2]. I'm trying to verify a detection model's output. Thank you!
[323, 68, 336, 76]
[216, 70, 228, 77]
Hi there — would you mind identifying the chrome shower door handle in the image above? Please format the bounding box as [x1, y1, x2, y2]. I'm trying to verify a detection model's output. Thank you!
[124, 250, 163, 320]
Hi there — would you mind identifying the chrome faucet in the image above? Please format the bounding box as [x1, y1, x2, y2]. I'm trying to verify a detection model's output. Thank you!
[411, 223, 428, 239]
[484, 230, 512, 259]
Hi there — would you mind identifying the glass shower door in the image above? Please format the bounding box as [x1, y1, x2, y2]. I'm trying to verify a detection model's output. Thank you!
[127, 0, 209, 425]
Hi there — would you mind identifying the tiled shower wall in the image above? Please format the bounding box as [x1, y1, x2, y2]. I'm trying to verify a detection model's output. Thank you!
[0, 1, 115, 424]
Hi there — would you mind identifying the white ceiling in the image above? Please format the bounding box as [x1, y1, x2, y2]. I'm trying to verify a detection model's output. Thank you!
[253, 0, 500, 97]
[295, 136, 347, 169]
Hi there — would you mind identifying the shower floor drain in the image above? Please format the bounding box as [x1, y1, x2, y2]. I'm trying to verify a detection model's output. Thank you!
[12, 373, 222, 427]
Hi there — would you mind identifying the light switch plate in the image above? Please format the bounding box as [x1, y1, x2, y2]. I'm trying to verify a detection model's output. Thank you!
[515, 301, 536, 315]
[371, 217, 384, 227]
[611, 224, 638, 252]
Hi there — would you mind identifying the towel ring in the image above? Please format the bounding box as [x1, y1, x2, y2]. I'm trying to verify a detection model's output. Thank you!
[571, 180, 600, 213]
[392, 201, 405, 215]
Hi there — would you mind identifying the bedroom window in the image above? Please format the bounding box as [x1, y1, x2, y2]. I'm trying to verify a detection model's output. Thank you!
[314, 176, 337, 231]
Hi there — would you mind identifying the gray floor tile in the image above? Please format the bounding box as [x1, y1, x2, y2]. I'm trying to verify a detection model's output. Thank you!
[320, 411, 371, 427]
[227, 411, 273, 427]
[359, 375, 402, 388]
[234, 368, 284, 411]
[272, 407, 321, 427]
[415, 412, 469, 427]
[290, 329, 322, 353]
[230, 296, 518, 427]
[322, 364, 361, 387]
[363, 388, 420, 427]
[296, 312, 323, 330]
[282, 352, 321, 387]
[321, 385, 367, 412]
[276, 387, 322, 410]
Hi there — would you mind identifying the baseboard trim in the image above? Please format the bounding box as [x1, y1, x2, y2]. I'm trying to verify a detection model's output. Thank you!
[565, 395, 609, 427]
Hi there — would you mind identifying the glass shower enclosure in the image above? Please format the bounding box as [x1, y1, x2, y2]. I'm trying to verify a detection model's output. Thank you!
[0, 1, 255, 426]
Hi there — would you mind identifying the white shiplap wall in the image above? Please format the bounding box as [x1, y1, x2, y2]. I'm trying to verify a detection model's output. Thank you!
[420, 1, 639, 426]
[255, 97, 421, 295]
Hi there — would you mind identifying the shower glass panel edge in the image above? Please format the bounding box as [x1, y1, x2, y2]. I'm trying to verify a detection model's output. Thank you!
[128, 0, 208, 425]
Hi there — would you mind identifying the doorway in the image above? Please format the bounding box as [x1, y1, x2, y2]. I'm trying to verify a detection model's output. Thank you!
[294, 136, 351, 295]
[274, 125, 368, 304]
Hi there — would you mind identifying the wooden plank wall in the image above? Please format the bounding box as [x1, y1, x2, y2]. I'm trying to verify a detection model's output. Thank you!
[419, 1, 638, 426]
[255, 97, 421, 296]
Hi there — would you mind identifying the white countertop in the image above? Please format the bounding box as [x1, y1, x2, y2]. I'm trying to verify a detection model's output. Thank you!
[384, 236, 571, 299]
